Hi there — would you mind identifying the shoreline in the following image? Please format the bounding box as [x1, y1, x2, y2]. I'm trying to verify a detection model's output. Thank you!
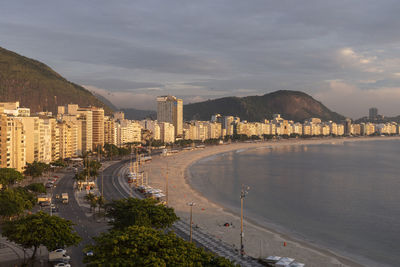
[146, 136, 400, 267]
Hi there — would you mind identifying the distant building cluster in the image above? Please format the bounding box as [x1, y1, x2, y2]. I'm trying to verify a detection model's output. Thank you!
[0, 98, 398, 173]
[0, 102, 141, 172]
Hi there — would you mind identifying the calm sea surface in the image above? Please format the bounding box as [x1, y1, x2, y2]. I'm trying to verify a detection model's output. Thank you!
[189, 140, 400, 267]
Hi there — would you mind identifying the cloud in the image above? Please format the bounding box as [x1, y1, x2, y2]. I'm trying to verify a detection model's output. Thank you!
[314, 81, 400, 119]
[83, 85, 157, 110]
[337, 47, 382, 73]
[2, 0, 400, 117]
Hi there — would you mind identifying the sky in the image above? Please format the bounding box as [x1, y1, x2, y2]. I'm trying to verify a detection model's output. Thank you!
[1, 1, 400, 119]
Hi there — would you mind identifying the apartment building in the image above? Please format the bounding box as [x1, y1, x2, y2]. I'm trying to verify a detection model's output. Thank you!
[104, 116, 117, 145]
[0, 111, 26, 172]
[116, 120, 142, 146]
[157, 95, 183, 137]
[159, 122, 175, 143]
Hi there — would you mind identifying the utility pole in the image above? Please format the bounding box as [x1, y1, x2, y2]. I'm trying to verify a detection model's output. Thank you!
[101, 168, 104, 196]
[187, 202, 195, 242]
[240, 184, 250, 257]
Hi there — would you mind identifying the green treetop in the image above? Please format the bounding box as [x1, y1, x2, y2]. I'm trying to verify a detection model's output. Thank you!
[106, 197, 179, 230]
[84, 225, 236, 267]
[0, 168, 24, 188]
[2, 211, 81, 261]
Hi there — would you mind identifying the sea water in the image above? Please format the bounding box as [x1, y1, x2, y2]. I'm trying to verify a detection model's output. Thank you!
[189, 140, 400, 266]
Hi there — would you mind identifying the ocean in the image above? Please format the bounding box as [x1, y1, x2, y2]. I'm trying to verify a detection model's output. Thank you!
[189, 139, 400, 267]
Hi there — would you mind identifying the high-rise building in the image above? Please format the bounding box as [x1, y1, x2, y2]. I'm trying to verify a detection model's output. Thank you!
[58, 104, 93, 154]
[16, 117, 43, 163]
[115, 120, 142, 146]
[157, 95, 183, 137]
[344, 118, 352, 136]
[89, 107, 104, 150]
[369, 107, 378, 120]
[159, 122, 175, 143]
[0, 111, 26, 172]
[104, 116, 117, 145]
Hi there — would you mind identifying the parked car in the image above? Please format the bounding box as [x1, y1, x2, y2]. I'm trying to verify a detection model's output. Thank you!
[53, 263, 70, 267]
[51, 204, 59, 213]
[51, 248, 67, 254]
[86, 250, 94, 256]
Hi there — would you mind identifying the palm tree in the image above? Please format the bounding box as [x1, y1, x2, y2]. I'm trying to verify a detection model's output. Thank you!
[84, 193, 97, 212]
[97, 195, 105, 214]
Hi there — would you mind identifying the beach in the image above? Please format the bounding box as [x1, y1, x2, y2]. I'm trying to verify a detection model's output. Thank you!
[146, 136, 400, 267]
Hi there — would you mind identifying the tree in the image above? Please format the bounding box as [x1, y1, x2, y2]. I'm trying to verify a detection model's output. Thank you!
[24, 161, 50, 178]
[0, 168, 24, 188]
[0, 188, 35, 219]
[106, 198, 179, 230]
[82, 159, 101, 179]
[96, 195, 105, 214]
[50, 159, 67, 168]
[84, 193, 97, 212]
[2, 211, 81, 261]
[84, 226, 236, 267]
[25, 183, 46, 194]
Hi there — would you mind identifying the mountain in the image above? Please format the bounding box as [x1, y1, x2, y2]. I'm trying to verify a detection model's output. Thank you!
[0, 46, 114, 114]
[91, 91, 118, 111]
[184, 90, 345, 122]
[121, 108, 156, 120]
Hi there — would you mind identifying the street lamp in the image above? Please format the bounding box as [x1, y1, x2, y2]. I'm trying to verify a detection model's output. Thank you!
[240, 184, 250, 257]
[187, 202, 196, 242]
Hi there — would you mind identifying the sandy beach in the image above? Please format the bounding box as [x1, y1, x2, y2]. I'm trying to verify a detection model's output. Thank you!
[145, 136, 400, 267]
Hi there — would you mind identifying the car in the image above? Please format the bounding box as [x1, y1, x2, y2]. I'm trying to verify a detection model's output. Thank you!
[53, 263, 70, 267]
[52, 248, 67, 254]
[86, 251, 94, 256]
[40, 201, 51, 207]
[53, 175, 59, 178]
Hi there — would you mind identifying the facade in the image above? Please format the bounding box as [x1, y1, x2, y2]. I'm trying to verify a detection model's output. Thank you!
[116, 120, 142, 146]
[58, 120, 79, 159]
[58, 104, 93, 155]
[141, 120, 161, 140]
[369, 107, 378, 120]
[104, 116, 116, 145]
[89, 107, 104, 150]
[0, 112, 26, 172]
[157, 95, 183, 136]
[16, 117, 42, 164]
[159, 122, 175, 143]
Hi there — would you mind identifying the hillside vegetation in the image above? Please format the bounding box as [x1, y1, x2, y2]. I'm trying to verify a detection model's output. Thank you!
[184, 90, 345, 122]
[0, 47, 113, 114]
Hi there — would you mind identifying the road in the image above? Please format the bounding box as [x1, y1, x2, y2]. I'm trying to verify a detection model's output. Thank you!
[53, 168, 109, 266]
[98, 160, 262, 267]
[55, 159, 261, 266]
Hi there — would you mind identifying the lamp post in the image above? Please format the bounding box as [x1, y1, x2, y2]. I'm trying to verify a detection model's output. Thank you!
[240, 184, 250, 257]
[187, 202, 195, 242]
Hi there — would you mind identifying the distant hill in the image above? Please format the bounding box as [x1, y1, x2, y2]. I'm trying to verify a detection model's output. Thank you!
[184, 90, 345, 122]
[121, 108, 156, 120]
[0, 46, 114, 114]
[91, 91, 118, 111]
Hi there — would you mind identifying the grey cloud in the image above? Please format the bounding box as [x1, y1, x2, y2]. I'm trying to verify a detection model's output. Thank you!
[1, 0, 400, 118]
[77, 79, 164, 91]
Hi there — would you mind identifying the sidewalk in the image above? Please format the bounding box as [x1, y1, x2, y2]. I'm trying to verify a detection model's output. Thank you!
[0, 237, 48, 267]
[73, 160, 118, 220]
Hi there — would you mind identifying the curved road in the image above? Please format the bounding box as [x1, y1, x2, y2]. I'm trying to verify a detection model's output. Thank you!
[56, 159, 260, 266]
